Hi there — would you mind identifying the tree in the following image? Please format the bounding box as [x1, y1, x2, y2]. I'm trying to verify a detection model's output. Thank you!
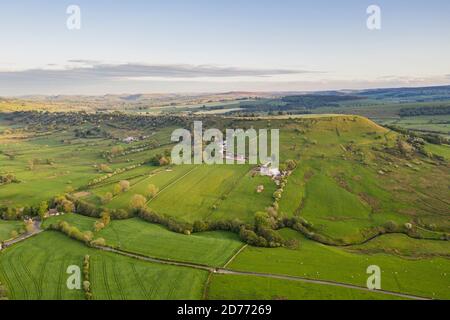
[94, 221, 105, 232]
[111, 146, 124, 156]
[38, 201, 48, 220]
[146, 184, 159, 199]
[112, 184, 122, 196]
[100, 211, 111, 226]
[101, 192, 113, 204]
[130, 194, 147, 210]
[91, 238, 106, 246]
[254, 211, 274, 230]
[99, 164, 112, 173]
[82, 231, 94, 242]
[2, 208, 19, 220]
[159, 156, 170, 166]
[384, 221, 399, 232]
[119, 180, 130, 192]
[24, 220, 35, 234]
[62, 200, 75, 213]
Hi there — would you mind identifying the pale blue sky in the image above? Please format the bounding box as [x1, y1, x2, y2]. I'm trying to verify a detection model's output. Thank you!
[0, 0, 449, 95]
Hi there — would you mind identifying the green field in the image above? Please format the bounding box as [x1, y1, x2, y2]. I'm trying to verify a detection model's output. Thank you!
[207, 275, 406, 300]
[379, 115, 450, 138]
[148, 165, 275, 223]
[0, 111, 449, 301]
[42, 213, 97, 232]
[0, 220, 23, 241]
[425, 143, 450, 160]
[228, 229, 450, 299]
[97, 218, 244, 266]
[347, 233, 450, 258]
[0, 232, 207, 300]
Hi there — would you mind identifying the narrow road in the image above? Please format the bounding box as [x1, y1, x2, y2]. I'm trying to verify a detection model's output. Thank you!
[94, 245, 431, 301]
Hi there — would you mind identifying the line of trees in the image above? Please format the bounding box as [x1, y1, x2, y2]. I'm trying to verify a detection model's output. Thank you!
[47, 221, 94, 244]
[94, 211, 111, 232]
[82, 255, 92, 300]
[0, 201, 48, 221]
[386, 124, 450, 146]
[138, 208, 193, 235]
[399, 105, 450, 117]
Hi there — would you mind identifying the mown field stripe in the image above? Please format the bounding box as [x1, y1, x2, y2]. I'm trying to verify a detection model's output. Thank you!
[130, 263, 150, 300]
[8, 250, 29, 299]
[146, 166, 198, 205]
[101, 259, 113, 300]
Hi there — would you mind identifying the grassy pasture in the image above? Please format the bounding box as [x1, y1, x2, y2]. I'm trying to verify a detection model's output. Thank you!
[97, 218, 244, 266]
[101, 165, 195, 209]
[39, 214, 244, 267]
[274, 116, 450, 242]
[0, 113, 449, 301]
[380, 115, 450, 138]
[0, 220, 23, 241]
[148, 165, 274, 223]
[0, 232, 207, 300]
[207, 275, 405, 300]
[0, 119, 175, 208]
[425, 143, 450, 160]
[228, 229, 450, 299]
[41, 213, 98, 232]
[347, 233, 450, 258]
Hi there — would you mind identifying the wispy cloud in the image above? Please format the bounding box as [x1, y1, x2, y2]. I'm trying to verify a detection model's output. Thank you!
[0, 61, 312, 81]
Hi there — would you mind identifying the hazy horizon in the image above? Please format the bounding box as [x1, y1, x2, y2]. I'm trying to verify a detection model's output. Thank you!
[2, 83, 450, 100]
[1, 0, 450, 95]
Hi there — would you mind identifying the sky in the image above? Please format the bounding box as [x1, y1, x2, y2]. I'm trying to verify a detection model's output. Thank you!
[0, 0, 449, 96]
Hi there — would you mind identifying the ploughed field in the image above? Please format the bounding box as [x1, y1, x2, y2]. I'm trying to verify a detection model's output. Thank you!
[0, 113, 449, 300]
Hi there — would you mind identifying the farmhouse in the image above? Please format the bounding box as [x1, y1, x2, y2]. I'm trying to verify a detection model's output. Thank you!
[123, 136, 136, 143]
[260, 162, 281, 177]
[45, 209, 64, 218]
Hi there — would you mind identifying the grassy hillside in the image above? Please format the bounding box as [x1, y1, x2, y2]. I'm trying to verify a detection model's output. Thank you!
[272, 115, 450, 242]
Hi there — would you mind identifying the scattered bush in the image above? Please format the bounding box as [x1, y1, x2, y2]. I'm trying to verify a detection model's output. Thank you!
[384, 221, 399, 233]
[98, 164, 113, 173]
[91, 238, 106, 246]
[0, 174, 20, 185]
[101, 192, 113, 204]
[146, 184, 159, 199]
[119, 180, 131, 192]
[0, 207, 22, 220]
[130, 194, 147, 210]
